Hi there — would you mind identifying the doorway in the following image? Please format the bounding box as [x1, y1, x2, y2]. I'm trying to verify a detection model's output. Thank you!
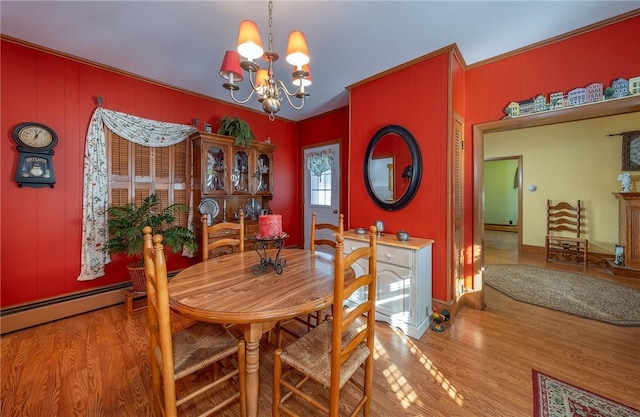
[483, 156, 522, 253]
[303, 142, 341, 251]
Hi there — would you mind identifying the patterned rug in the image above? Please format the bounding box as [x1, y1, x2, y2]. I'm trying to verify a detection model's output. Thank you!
[483, 264, 640, 326]
[533, 370, 640, 417]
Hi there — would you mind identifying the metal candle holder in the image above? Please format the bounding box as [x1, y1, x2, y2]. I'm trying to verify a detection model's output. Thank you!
[252, 234, 288, 274]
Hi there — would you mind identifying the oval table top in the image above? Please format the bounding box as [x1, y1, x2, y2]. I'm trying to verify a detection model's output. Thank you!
[168, 249, 338, 324]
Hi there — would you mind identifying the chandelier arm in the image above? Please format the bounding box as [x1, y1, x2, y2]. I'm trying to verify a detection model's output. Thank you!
[228, 87, 258, 105]
[274, 80, 306, 110]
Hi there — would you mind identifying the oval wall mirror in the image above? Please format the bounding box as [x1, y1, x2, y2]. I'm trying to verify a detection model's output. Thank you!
[364, 125, 422, 211]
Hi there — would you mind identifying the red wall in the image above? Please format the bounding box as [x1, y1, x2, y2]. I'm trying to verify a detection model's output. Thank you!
[1, 40, 299, 307]
[349, 52, 450, 299]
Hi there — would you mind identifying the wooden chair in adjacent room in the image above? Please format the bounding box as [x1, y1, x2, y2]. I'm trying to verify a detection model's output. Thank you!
[545, 199, 589, 268]
[272, 226, 377, 417]
[142, 227, 246, 417]
[202, 209, 244, 261]
[275, 212, 344, 347]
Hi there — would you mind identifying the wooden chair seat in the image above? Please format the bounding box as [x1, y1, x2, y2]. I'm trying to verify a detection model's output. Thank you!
[166, 321, 240, 380]
[278, 317, 369, 389]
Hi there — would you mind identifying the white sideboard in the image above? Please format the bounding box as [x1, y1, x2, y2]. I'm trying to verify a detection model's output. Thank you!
[342, 230, 434, 340]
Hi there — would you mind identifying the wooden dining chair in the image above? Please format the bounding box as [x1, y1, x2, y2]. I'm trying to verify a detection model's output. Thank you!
[276, 213, 344, 346]
[142, 227, 247, 417]
[545, 199, 588, 268]
[273, 226, 377, 417]
[307, 212, 344, 326]
[202, 209, 244, 261]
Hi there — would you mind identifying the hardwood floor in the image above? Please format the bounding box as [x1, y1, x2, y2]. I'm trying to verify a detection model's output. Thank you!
[2, 248, 639, 416]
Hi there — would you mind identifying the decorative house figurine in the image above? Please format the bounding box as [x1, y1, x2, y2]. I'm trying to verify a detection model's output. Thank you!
[629, 76, 640, 95]
[585, 82, 603, 103]
[611, 78, 629, 98]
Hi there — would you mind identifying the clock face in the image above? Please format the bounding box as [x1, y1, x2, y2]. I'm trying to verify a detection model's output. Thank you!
[12, 122, 57, 150]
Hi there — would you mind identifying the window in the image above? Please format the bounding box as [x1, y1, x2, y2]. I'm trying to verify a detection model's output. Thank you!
[310, 170, 332, 206]
[107, 130, 189, 226]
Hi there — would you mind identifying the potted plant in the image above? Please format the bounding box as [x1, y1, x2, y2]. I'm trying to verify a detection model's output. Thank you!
[103, 194, 198, 292]
[217, 115, 255, 147]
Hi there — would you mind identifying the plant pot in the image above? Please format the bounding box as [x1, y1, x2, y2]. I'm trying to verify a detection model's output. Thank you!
[127, 261, 147, 293]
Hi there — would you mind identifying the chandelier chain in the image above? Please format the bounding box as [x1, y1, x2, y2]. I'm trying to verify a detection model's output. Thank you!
[268, 0, 274, 53]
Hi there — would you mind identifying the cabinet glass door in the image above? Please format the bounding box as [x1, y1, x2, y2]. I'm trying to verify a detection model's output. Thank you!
[232, 150, 250, 193]
[206, 145, 226, 194]
[255, 153, 272, 193]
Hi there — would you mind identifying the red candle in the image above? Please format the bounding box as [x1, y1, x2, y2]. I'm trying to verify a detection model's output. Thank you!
[258, 214, 282, 238]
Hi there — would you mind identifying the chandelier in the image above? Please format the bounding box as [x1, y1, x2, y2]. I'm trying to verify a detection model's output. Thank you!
[219, 0, 311, 120]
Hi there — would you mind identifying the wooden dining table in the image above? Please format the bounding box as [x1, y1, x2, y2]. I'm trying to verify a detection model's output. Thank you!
[168, 248, 339, 417]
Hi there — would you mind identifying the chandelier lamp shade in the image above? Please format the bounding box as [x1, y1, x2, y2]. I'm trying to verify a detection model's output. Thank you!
[219, 0, 311, 120]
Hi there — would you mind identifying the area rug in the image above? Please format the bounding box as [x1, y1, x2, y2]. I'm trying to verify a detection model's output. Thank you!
[533, 370, 640, 417]
[483, 264, 640, 326]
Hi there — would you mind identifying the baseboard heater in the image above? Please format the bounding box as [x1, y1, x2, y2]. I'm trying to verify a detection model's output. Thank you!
[0, 271, 180, 335]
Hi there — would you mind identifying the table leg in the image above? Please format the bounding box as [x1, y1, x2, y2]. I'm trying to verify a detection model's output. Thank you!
[239, 323, 264, 417]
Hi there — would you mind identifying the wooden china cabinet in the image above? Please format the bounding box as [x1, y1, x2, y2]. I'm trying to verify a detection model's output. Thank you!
[191, 131, 275, 255]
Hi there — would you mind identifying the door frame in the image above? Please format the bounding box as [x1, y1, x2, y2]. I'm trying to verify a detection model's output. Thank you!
[302, 141, 341, 250]
[483, 155, 523, 254]
[472, 97, 640, 308]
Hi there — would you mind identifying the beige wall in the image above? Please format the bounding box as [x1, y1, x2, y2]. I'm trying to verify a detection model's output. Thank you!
[485, 111, 640, 254]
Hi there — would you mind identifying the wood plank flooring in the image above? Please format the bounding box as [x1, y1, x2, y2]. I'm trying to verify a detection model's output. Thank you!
[2, 248, 639, 416]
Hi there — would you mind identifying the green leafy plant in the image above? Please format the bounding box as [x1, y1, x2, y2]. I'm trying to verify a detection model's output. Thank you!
[217, 115, 255, 147]
[103, 194, 198, 259]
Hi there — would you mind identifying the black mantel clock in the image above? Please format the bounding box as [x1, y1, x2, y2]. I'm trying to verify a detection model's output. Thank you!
[12, 122, 58, 188]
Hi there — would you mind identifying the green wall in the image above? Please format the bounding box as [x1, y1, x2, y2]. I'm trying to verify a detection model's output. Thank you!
[484, 159, 519, 226]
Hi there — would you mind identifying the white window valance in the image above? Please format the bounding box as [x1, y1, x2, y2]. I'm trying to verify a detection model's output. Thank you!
[305, 149, 334, 177]
[77, 106, 197, 281]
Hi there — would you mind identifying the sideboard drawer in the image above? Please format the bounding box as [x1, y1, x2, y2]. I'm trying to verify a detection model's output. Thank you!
[377, 245, 412, 267]
[344, 238, 411, 267]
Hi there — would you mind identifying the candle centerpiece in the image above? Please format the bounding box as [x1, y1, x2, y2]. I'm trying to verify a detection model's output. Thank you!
[253, 214, 288, 274]
[256, 214, 286, 239]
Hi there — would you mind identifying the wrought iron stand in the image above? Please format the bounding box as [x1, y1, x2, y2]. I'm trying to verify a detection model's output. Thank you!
[252, 236, 288, 274]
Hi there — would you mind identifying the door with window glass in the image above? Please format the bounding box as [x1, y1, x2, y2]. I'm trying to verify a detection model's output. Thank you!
[303, 143, 340, 251]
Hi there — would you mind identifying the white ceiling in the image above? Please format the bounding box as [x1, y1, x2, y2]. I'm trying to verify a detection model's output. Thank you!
[2, 1, 639, 121]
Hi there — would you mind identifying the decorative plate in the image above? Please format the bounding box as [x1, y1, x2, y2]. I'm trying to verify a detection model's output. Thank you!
[245, 198, 261, 217]
[354, 228, 367, 234]
[198, 198, 219, 219]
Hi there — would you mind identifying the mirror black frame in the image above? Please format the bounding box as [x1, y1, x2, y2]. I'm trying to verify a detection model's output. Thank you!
[364, 124, 422, 211]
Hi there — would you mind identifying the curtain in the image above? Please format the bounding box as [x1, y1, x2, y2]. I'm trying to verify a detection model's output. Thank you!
[77, 107, 197, 281]
[305, 149, 334, 176]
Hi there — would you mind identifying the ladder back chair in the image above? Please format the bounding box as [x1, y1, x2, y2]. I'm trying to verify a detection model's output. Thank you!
[307, 212, 344, 326]
[202, 209, 244, 261]
[142, 227, 246, 417]
[545, 199, 588, 268]
[276, 213, 344, 347]
[273, 226, 377, 417]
